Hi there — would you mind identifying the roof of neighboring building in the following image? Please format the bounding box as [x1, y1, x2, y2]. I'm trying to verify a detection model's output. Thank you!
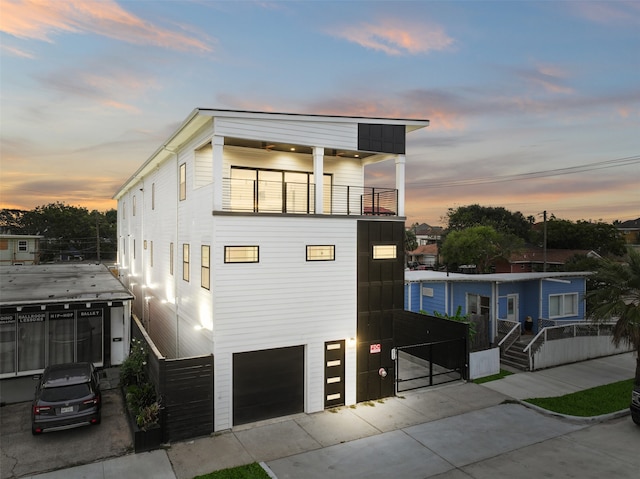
[0, 234, 45, 239]
[405, 270, 591, 283]
[408, 244, 438, 255]
[617, 218, 640, 230]
[507, 248, 599, 265]
[0, 263, 133, 307]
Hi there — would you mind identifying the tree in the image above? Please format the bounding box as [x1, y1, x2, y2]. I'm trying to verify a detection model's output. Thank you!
[446, 204, 533, 241]
[404, 228, 417, 252]
[0, 203, 117, 262]
[586, 250, 640, 386]
[535, 217, 625, 256]
[440, 225, 524, 273]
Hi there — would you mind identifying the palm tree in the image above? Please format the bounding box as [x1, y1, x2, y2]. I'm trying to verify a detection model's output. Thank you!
[586, 249, 640, 385]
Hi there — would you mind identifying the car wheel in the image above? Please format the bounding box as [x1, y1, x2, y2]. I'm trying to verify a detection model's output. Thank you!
[632, 414, 640, 426]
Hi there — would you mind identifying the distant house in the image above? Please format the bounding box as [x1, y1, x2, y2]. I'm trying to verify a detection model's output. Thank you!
[0, 234, 44, 265]
[494, 247, 601, 273]
[410, 223, 444, 245]
[404, 270, 590, 341]
[617, 218, 640, 245]
[406, 243, 438, 268]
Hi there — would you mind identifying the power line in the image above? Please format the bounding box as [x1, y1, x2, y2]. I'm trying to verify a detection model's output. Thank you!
[407, 155, 640, 189]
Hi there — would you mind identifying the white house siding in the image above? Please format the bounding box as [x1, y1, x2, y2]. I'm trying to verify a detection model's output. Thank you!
[210, 215, 358, 431]
[214, 117, 358, 152]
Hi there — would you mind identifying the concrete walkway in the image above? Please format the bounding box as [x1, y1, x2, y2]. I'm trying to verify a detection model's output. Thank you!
[23, 352, 636, 479]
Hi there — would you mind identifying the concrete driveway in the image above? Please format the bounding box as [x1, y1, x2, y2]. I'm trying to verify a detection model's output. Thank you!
[0, 389, 132, 479]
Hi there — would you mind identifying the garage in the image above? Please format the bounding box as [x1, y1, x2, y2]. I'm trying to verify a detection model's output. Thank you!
[233, 345, 304, 425]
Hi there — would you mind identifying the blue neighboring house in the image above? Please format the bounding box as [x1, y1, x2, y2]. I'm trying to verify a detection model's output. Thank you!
[404, 270, 591, 342]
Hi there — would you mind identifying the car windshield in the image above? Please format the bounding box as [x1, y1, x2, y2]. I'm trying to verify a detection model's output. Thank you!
[41, 383, 92, 402]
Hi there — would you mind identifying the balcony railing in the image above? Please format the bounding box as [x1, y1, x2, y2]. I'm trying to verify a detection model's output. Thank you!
[222, 178, 398, 216]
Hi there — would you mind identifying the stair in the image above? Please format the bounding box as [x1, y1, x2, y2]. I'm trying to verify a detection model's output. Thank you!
[501, 339, 530, 371]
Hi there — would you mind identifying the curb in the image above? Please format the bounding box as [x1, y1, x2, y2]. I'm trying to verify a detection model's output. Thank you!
[518, 400, 631, 424]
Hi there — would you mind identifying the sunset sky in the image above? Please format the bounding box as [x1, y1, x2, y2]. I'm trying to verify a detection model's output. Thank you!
[1, 0, 638, 226]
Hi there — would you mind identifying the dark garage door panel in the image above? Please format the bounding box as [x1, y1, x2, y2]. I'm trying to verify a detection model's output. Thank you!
[233, 345, 304, 426]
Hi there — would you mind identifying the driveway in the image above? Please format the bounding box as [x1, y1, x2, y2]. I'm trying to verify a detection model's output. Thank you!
[0, 389, 132, 479]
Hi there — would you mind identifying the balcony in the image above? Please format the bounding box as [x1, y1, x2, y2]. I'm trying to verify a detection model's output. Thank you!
[222, 178, 398, 216]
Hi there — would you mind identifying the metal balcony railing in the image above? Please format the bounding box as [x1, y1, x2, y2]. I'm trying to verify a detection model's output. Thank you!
[221, 178, 398, 216]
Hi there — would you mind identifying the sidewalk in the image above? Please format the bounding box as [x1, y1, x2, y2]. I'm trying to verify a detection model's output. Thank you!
[24, 352, 636, 479]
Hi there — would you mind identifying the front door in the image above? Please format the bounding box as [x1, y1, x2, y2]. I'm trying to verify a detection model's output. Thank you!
[507, 295, 519, 323]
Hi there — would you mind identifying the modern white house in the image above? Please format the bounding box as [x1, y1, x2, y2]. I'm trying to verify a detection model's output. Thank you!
[113, 109, 429, 431]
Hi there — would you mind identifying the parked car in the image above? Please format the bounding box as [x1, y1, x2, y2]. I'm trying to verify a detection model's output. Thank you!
[632, 385, 640, 426]
[31, 362, 101, 435]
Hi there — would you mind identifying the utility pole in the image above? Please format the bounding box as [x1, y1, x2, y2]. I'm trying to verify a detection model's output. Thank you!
[543, 210, 547, 272]
[95, 212, 101, 263]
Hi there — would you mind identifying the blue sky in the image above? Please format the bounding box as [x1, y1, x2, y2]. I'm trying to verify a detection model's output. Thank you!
[1, 0, 638, 226]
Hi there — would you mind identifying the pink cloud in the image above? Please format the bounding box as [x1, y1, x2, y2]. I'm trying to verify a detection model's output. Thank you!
[570, 0, 640, 27]
[328, 18, 453, 56]
[0, 0, 212, 52]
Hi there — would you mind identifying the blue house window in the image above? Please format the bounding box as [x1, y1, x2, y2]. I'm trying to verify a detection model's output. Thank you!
[549, 293, 578, 318]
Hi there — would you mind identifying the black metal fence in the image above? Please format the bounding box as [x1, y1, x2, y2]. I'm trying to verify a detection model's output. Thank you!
[132, 316, 214, 442]
[393, 310, 469, 392]
[395, 338, 466, 392]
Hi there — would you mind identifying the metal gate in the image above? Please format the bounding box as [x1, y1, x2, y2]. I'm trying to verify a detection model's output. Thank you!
[394, 338, 466, 393]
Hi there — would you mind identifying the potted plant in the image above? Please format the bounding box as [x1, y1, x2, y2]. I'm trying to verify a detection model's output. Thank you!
[120, 338, 163, 452]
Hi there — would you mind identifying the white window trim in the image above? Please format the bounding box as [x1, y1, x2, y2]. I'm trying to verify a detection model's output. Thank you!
[549, 293, 578, 318]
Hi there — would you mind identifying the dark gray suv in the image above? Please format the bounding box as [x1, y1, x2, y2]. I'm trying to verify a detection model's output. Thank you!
[31, 362, 101, 435]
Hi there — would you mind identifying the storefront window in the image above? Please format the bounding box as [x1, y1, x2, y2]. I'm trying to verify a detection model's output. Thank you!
[0, 314, 16, 374]
[18, 312, 46, 372]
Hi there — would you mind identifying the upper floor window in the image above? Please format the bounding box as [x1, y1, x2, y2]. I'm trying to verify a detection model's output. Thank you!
[372, 244, 396, 260]
[179, 163, 187, 201]
[183, 244, 190, 281]
[224, 246, 259, 263]
[549, 293, 578, 318]
[229, 167, 331, 214]
[169, 242, 174, 276]
[201, 245, 210, 289]
[307, 245, 335, 261]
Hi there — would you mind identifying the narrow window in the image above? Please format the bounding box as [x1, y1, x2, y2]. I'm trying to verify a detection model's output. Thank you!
[150, 241, 154, 267]
[133, 239, 136, 260]
[179, 163, 187, 201]
[170, 242, 174, 276]
[224, 246, 259, 263]
[123, 202, 126, 219]
[151, 183, 155, 210]
[307, 245, 335, 261]
[133, 195, 136, 216]
[183, 244, 190, 281]
[201, 245, 210, 289]
[372, 244, 396, 260]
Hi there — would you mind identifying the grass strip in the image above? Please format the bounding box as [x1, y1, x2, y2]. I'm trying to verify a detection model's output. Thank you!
[524, 378, 634, 417]
[194, 462, 271, 479]
[473, 369, 514, 384]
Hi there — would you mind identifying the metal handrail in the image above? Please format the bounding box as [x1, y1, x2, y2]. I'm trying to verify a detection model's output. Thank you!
[497, 319, 521, 352]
